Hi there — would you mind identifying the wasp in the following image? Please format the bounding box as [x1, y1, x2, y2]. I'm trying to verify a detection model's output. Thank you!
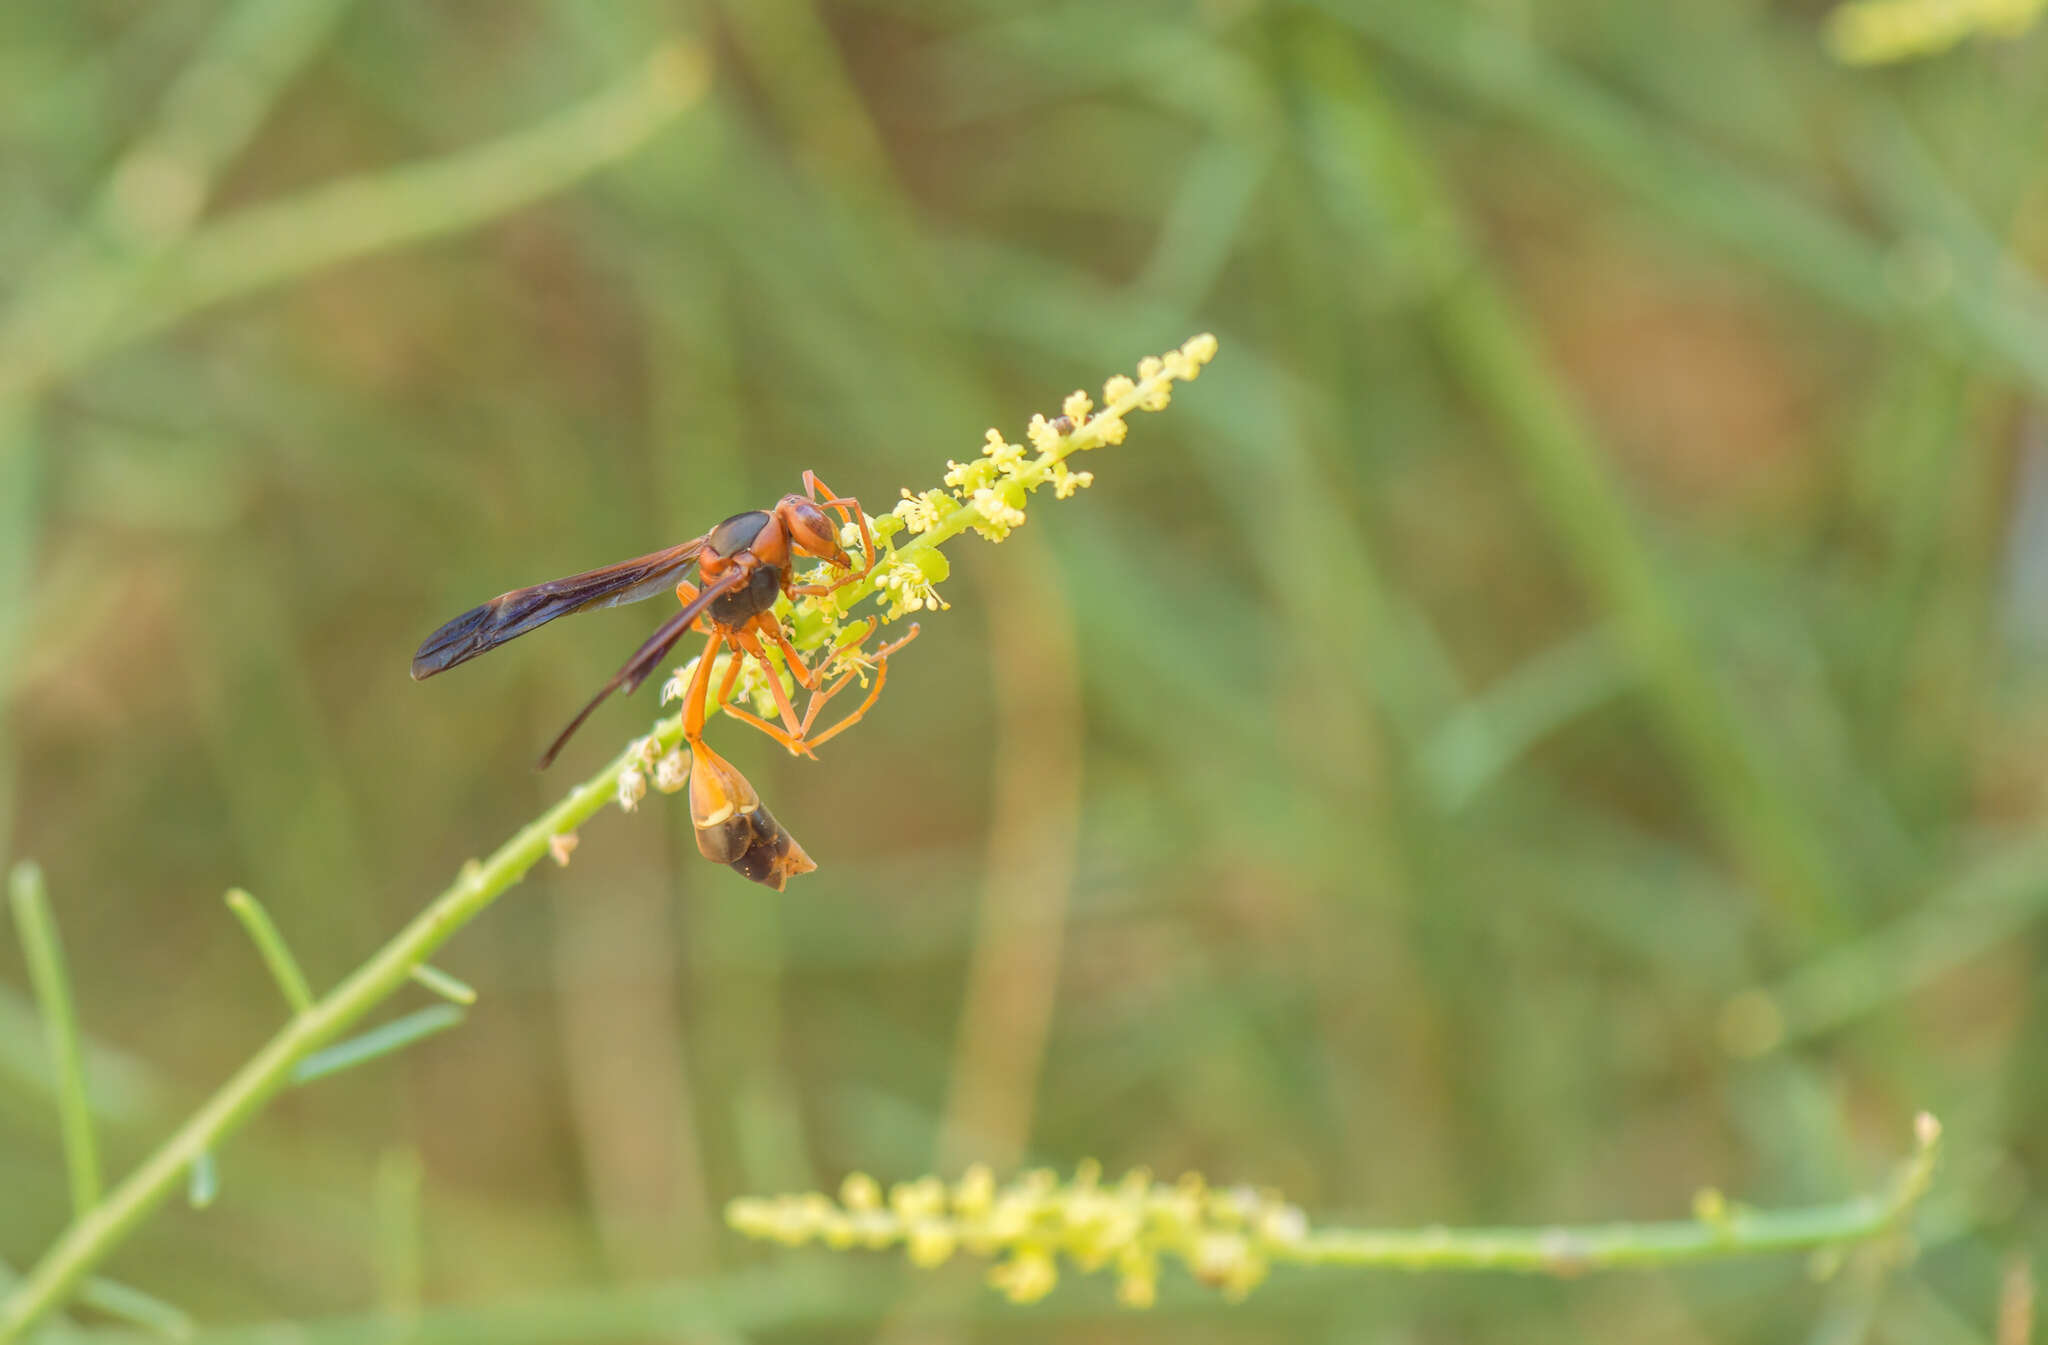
[411, 472, 917, 889]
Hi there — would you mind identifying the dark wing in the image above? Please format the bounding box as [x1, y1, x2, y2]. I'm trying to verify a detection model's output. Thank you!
[411, 538, 706, 681]
[535, 565, 751, 770]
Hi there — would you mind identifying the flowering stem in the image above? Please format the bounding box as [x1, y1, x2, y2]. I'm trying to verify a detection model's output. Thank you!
[727, 1115, 1942, 1307]
[0, 338, 1218, 1342]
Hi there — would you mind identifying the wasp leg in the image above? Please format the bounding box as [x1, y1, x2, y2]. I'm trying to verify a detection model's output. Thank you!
[680, 627, 727, 744]
[718, 623, 919, 756]
[752, 612, 851, 694]
[728, 626, 818, 758]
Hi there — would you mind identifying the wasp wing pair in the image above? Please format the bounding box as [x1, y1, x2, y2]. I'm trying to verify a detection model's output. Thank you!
[411, 537, 747, 768]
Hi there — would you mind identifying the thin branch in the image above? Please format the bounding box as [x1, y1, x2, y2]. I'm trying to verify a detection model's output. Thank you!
[223, 890, 316, 1016]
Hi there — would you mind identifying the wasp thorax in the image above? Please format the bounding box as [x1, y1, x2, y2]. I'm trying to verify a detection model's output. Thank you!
[687, 740, 816, 889]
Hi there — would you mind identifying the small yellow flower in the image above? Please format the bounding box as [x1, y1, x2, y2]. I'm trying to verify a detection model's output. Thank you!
[953, 1163, 996, 1216]
[653, 749, 689, 794]
[969, 485, 1028, 542]
[893, 488, 952, 535]
[1115, 1246, 1159, 1308]
[988, 1248, 1059, 1304]
[880, 555, 950, 622]
[907, 1223, 957, 1268]
[841, 1172, 883, 1211]
[1049, 460, 1093, 499]
[1103, 374, 1137, 405]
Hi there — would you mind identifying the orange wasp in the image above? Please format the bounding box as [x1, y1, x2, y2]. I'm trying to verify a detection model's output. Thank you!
[411, 472, 916, 888]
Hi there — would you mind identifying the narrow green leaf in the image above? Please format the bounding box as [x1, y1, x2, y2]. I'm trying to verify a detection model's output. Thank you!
[408, 963, 477, 1006]
[78, 1275, 193, 1341]
[223, 889, 315, 1015]
[186, 1152, 218, 1210]
[291, 1005, 465, 1086]
[8, 862, 102, 1216]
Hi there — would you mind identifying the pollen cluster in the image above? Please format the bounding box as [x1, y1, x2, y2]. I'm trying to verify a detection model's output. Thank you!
[726, 1159, 1307, 1309]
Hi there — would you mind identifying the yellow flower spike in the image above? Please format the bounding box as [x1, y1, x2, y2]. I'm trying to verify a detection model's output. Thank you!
[727, 1120, 1942, 1310]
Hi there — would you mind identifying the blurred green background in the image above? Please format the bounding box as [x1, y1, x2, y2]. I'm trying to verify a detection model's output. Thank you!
[4, 0, 2048, 1340]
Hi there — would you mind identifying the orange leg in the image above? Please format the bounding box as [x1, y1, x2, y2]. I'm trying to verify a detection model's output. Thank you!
[680, 627, 727, 744]
[790, 624, 920, 752]
[709, 637, 746, 713]
[730, 627, 818, 758]
[758, 613, 836, 692]
[718, 622, 920, 756]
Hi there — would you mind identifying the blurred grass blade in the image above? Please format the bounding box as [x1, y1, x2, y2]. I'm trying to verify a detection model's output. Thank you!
[109, 43, 710, 364]
[1311, 0, 2048, 399]
[1420, 628, 1630, 812]
[0, 0, 356, 406]
[223, 890, 315, 1016]
[1724, 833, 2048, 1054]
[408, 964, 477, 1007]
[1288, 30, 1842, 938]
[374, 1150, 425, 1319]
[8, 862, 102, 1216]
[77, 1276, 192, 1342]
[291, 1005, 465, 1087]
[185, 1153, 218, 1211]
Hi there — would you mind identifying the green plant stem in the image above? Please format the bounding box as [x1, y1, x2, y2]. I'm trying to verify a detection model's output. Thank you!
[1285, 1149, 1931, 1270]
[8, 862, 101, 1217]
[0, 730, 677, 1344]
